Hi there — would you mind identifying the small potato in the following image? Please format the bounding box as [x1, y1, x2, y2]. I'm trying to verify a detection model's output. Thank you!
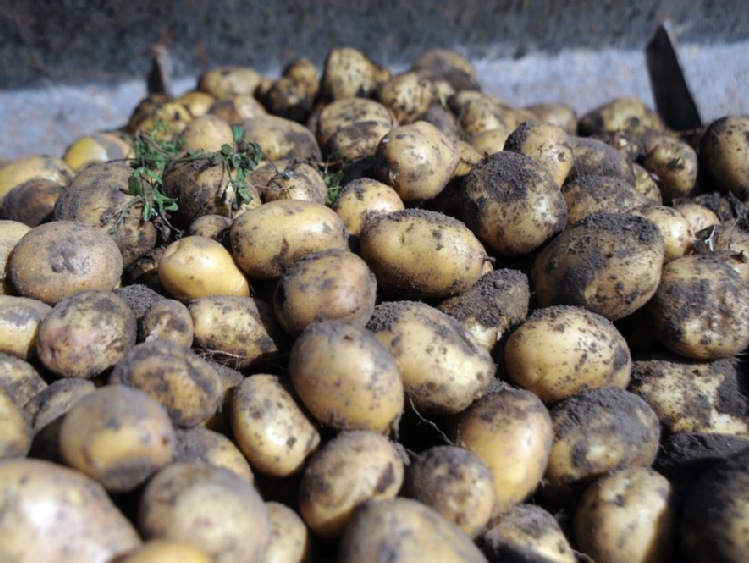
[259, 162, 328, 205]
[577, 97, 664, 136]
[62, 132, 132, 171]
[0, 220, 30, 294]
[210, 94, 267, 124]
[158, 235, 250, 302]
[461, 151, 568, 256]
[231, 200, 349, 279]
[468, 126, 512, 156]
[323, 120, 391, 162]
[411, 48, 477, 82]
[480, 504, 576, 563]
[139, 462, 270, 563]
[232, 374, 321, 477]
[319, 47, 390, 102]
[0, 295, 52, 360]
[504, 305, 631, 404]
[526, 102, 578, 134]
[198, 67, 263, 98]
[9, 220, 123, 305]
[531, 212, 665, 321]
[36, 290, 137, 379]
[403, 446, 495, 538]
[378, 72, 435, 124]
[331, 178, 405, 236]
[451, 387, 553, 514]
[179, 114, 234, 153]
[699, 115, 749, 199]
[2, 178, 63, 227]
[140, 299, 194, 348]
[173, 427, 254, 484]
[367, 301, 495, 416]
[240, 115, 321, 161]
[374, 121, 459, 201]
[0, 155, 72, 206]
[359, 209, 489, 299]
[643, 136, 698, 202]
[289, 321, 404, 433]
[0, 353, 47, 408]
[189, 295, 286, 369]
[273, 249, 377, 336]
[504, 121, 575, 186]
[570, 137, 636, 184]
[673, 202, 720, 234]
[457, 95, 509, 137]
[0, 459, 140, 563]
[115, 540, 211, 563]
[189, 214, 233, 243]
[561, 173, 650, 224]
[109, 340, 223, 428]
[315, 98, 395, 147]
[647, 255, 749, 360]
[178, 90, 216, 117]
[59, 386, 176, 492]
[629, 205, 694, 261]
[264, 502, 312, 563]
[299, 431, 404, 537]
[575, 467, 677, 563]
[0, 385, 32, 460]
[633, 162, 663, 204]
[543, 387, 660, 506]
[339, 498, 488, 563]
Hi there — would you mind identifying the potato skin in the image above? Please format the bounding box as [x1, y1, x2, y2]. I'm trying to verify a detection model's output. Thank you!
[331, 178, 405, 236]
[0, 385, 32, 460]
[699, 115, 749, 199]
[504, 121, 574, 186]
[0, 353, 47, 408]
[0, 156, 72, 206]
[0, 220, 30, 294]
[264, 502, 312, 563]
[2, 178, 63, 227]
[115, 540, 212, 563]
[0, 295, 51, 360]
[174, 427, 254, 484]
[140, 299, 194, 348]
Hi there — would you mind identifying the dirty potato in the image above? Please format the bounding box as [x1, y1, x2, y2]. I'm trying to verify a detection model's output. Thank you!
[0, 220, 30, 294]
[504, 121, 575, 186]
[0, 353, 47, 408]
[0, 385, 32, 460]
[264, 502, 312, 563]
[174, 427, 254, 484]
[140, 299, 194, 348]
[699, 115, 749, 199]
[0, 295, 52, 360]
[330, 178, 405, 236]
[2, 178, 63, 227]
[561, 174, 649, 224]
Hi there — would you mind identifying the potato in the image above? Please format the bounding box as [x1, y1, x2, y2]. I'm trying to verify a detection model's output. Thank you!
[289, 321, 403, 433]
[577, 97, 664, 136]
[0, 220, 30, 294]
[629, 205, 694, 261]
[158, 235, 250, 302]
[457, 95, 509, 137]
[479, 504, 576, 563]
[273, 249, 376, 336]
[259, 162, 327, 205]
[323, 120, 392, 162]
[526, 102, 578, 135]
[699, 115, 749, 199]
[173, 426, 254, 484]
[403, 445, 495, 538]
[130, 100, 192, 138]
[437, 269, 530, 352]
[9, 220, 123, 305]
[258, 75, 315, 123]
[231, 374, 321, 477]
[531, 212, 665, 321]
[240, 115, 321, 161]
[647, 255, 749, 360]
[189, 214, 233, 242]
[468, 126, 512, 156]
[542, 387, 660, 505]
[378, 72, 435, 124]
[451, 387, 553, 514]
[197, 67, 263, 98]
[338, 498, 488, 563]
[693, 225, 749, 282]
[2, 178, 63, 227]
[189, 295, 286, 369]
[462, 151, 568, 256]
[231, 200, 349, 279]
[570, 137, 636, 184]
[140, 299, 194, 348]
[680, 448, 749, 563]
[315, 98, 395, 148]
[504, 305, 631, 404]
[359, 209, 488, 299]
[209, 94, 267, 124]
[374, 121, 459, 201]
[562, 173, 650, 224]
[139, 462, 270, 563]
[62, 132, 132, 171]
[178, 90, 216, 118]
[410, 48, 477, 82]
[574, 467, 677, 563]
[415, 103, 461, 141]
[298, 430, 404, 537]
[115, 540, 211, 563]
[264, 502, 312, 563]
[179, 114, 234, 153]
[0, 353, 47, 408]
[629, 353, 749, 437]
[0, 295, 52, 360]
[331, 178, 404, 236]
[109, 340, 223, 428]
[632, 162, 663, 204]
[0, 459, 140, 563]
[0, 385, 32, 460]
[504, 121, 574, 186]
[367, 300, 495, 415]
[0, 155, 72, 207]
[673, 202, 720, 234]
[59, 386, 175, 492]
[319, 47, 390, 102]
[643, 135, 698, 202]
[35, 290, 137, 379]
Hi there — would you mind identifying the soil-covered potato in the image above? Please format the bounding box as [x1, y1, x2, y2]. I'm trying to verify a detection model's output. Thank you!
[561, 173, 650, 224]
[647, 255, 749, 360]
[632, 162, 663, 204]
[504, 305, 631, 404]
[531, 212, 665, 321]
[574, 467, 677, 563]
[0, 459, 140, 563]
[359, 209, 489, 299]
[410, 48, 479, 91]
[319, 47, 390, 102]
[378, 72, 435, 124]
[9, 220, 123, 305]
[570, 137, 637, 184]
[2, 178, 63, 227]
[455, 95, 509, 137]
[315, 98, 395, 148]
[231, 200, 348, 279]
[643, 135, 698, 202]
[209, 94, 267, 124]
[174, 427, 254, 484]
[699, 115, 749, 199]
[289, 321, 404, 433]
[693, 222, 749, 282]
[240, 115, 321, 161]
[403, 445, 495, 538]
[273, 249, 377, 336]
[330, 178, 405, 236]
[189, 295, 286, 369]
[264, 502, 312, 563]
[0, 385, 32, 460]
[629, 354, 749, 437]
[467, 126, 512, 157]
[231, 374, 321, 477]
[339, 498, 487, 563]
[542, 387, 660, 505]
[197, 67, 263, 98]
[109, 340, 223, 428]
[259, 162, 328, 205]
[323, 119, 392, 162]
[59, 386, 175, 492]
[479, 504, 576, 563]
[139, 462, 270, 563]
[577, 97, 664, 136]
[451, 387, 553, 514]
[140, 299, 194, 348]
[367, 300, 494, 415]
[35, 290, 137, 379]
[0, 156, 73, 207]
[504, 121, 575, 186]
[461, 151, 568, 256]
[437, 269, 530, 352]
[0, 353, 47, 408]
[0, 220, 30, 294]
[298, 430, 404, 538]
[673, 202, 720, 234]
[188, 214, 233, 243]
[628, 205, 694, 261]
[0, 295, 52, 360]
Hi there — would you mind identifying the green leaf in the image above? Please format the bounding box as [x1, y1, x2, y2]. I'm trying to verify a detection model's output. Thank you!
[232, 125, 244, 145]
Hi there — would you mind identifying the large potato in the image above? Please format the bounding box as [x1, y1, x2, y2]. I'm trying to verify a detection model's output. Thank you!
[699, 115, 749, 199]
[561, 173, 649, 224]
[359, 209, 489, 299]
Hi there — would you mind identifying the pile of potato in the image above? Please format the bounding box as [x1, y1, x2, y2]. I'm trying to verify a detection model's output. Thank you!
[1, 46, 749, 563]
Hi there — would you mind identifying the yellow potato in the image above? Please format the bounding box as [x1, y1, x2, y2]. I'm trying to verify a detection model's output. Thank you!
[0, 295, 52, 360]
[0, 220, 31, 294]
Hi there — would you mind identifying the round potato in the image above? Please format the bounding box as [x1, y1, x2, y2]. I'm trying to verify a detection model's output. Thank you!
[197, 67, 263, 98]
[2, 178, 63, 227]
[526, 102, 578, 134]
[188, 214, 232, 242]
[359, 209, 489, 299]
[468, 126, 512, 156]
[673, 202, 720, 234]
[628, 205, 693, 261]
[504, 121, 574, 186]
[264, 502, 312, 563]
[298, 430, 404, 538]
[378, 72, 435, 124]
[319, 47, 390, 102]
[330, 178, 405, 236]
[0, 294, 51, 361]
[561, 173, 649, 224]
[315, 98, 395, 148]
[0, 220, 30, 294]
[367, 300, 495, 415]
[240, 114, 321, 161]
[570, 137, 636, 184]
[0, 353, 47, 408]
[0, 385, 32, 460]
[504, 305, 631, 404]
[260, 162, 327, 205]
[174, 426, 254, 484]
[140, 299, 194, 348]
[289, 321, 404, 433]
[643, 135, 698, 202]
[115, 540, 211, 563]
[0, 155, 72, 207]
[179, 114, 234, 153]
[577, 97, 664, 136]
[179, 90, 216, 118]
[699, 115, 749, 199]
[632, 162, 663, 204]
[62, 132, 132, 171]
